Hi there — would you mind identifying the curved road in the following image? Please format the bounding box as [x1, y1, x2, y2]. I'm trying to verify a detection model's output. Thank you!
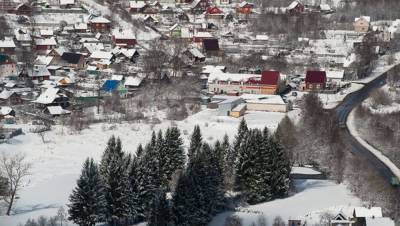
[335, 66, 399, 185]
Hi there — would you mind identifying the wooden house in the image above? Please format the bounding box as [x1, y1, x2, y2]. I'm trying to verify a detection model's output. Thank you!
[15, 3, 32, 16]
[60, 52, 85, 69]
[0, 39, 16, 54]
[129, 1, 147, 13]
[354, 16, 370, 32]
[112, 31, 137, 47]
[206, 6, 224, 19]
[88, 16, 111, 33]
[303, 70, 327, 91]
[286, 1, 304, 14]
[236, 1, 253, 14]
[34, 37, 57, 51]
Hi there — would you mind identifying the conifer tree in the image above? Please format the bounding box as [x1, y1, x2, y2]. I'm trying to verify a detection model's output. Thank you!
[68, 158, 105, 226]
[188, 125, 202, 163]
[128, 154, 144, 222]
[163, 127, 185, 185]
[147, 189, 170, 226]
[268, 136, 290, 198]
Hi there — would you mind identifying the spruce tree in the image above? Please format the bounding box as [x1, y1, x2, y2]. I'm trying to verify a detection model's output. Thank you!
[128, 154, 144, 222]
[147, 189, 170, 226]
[163, 127, 185, 186]
[268, 136, 290, 198]
[68, 158, 105, 226]
[187, 125, 202, 163]
[99, 136, 123, 177]
[137, 143, 162, 216]
[172, 172, 196, 226]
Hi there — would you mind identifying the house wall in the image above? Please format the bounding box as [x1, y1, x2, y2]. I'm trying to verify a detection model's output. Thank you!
[114, 38, 137, 47]
[0, 48, 15, 54]
[354, 19, 369, 32]
[209, 82, 278, 95]
[246, 102, 287, 113]
[305, 82, 325, 91]
[89, 23, 111, 33]
[36, 45, 55, 50]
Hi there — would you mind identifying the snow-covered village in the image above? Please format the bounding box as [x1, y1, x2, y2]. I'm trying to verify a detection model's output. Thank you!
[0, 0, 399, 225]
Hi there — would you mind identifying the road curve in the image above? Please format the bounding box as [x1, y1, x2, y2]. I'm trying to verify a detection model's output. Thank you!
[335, 67, 399, 185]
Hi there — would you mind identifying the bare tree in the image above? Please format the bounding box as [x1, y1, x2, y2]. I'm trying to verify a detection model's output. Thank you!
[0, 153, 32, 215]
[225, 215, 243, 226]
[56, 206, 67, 226]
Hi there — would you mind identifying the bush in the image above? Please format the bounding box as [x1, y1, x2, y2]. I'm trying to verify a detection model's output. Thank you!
[371, 89, 393, 107]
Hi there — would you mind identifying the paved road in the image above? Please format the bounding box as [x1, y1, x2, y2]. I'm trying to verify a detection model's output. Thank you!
[335, 68, 399, 185]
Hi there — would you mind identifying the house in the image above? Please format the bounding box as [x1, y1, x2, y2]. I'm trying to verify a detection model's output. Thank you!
[124, 76, 143, 91]
[74, 23, 88, 32]
[144, 15, 158, 25]
[354, 16, 370, 33]
[112, 31, 137, 47]
[14, 29, 32, 49]
[102, 80, 127, 96]
[190, 0, 208, 12]
[287, 220, 302, 226]
[206, 6, 224, 19]
[33, 87, 69, 108]
[303, 70, 326, 91]
[45, 106, 71, 116]
[203, 39, 220, 55]
[29, 65, 51, 81]
[365, 217, 395, 226]
[34, 55, 54, 66]
[193, 32, 214, 43]
[184, 47, 206, 63]
[143, 1, 161, 14]
[169, 24, 182, 38]
[40, 29, 54, 38]
[352, 207, 382, 226]
[215, 0, 230, 5]
[242, 94, 287, 112]
[129, 1, 147, 13]
[319, 4, 333, 14]
[330, 212, 354, 226]
[0, 106, 15, 120]
[0, 90, 22, 105]
[15, 3, 32, 16]
[60, 52, 85, 69]
[0, 39, 16, 54]
[35, 37, 57, 50]
[88, 16, 111, 33]
[208, 71, 282, 95]
[286, 1, 304, 14]
[59, 0, 75, 8]
[236, 1, 253, 14]
[214, 96, 244, 116]
[89, 51, 114, 69]
[0, 54, 18, 78]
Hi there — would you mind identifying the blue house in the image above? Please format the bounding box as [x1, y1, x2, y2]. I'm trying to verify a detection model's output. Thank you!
[102, 80, 120, 92]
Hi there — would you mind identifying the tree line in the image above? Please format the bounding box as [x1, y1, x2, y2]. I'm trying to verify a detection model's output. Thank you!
[68, 120, 291, 226]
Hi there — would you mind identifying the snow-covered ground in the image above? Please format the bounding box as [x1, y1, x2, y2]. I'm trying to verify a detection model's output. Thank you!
[347, 110, 400, 181]
[0, 109, 286, 226]
[210, 179, 360, 226]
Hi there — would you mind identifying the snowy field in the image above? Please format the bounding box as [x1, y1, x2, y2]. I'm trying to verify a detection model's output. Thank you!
[210, 179, 360, 226]
[0, 109, 287, 226]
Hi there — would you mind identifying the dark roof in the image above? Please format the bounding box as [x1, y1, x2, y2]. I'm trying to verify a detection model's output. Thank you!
[203, 39, 219, 51]
[305, 71, 326, 83]
[261, 71, 280, 85]
[61, 52, 82, 64]
[102, 80, 120, 92]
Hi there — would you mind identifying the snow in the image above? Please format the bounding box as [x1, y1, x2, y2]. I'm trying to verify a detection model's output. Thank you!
[0, 109, 286, 226]
[208, 72, 259, 83]
[33, 87, 59, 105]
[347, 110, 400, 180]
[34, 37, 57, 46]
[89, 51, 113, 60]
[0, 39, 16, 48]
[89, 16, 111, 24]
[47, 106, 71, 115]
[353, 207, 382, 218]
[0, 106, 13, 115]
[291, 166, 321, 175]
[124, 76, 143, 87]
[365, 217, 395, 226]
[355, 16, 371, 23]
[210, 179, 360, 226]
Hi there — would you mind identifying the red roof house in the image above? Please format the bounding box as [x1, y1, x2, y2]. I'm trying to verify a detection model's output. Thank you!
[305, 71, 326, 91]
[236, 1, 253, 14]
[206, 6, 224, 19]
[243, 71, 281, 94]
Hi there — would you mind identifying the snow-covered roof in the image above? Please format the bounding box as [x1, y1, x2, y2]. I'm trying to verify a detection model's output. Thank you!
[0, 106, 13, 116]
[90, 51, 113, 60]
[34, 56, 53, 65]
[124, 76, 143, 87]
[0, 39, 16, 48]
[40, 29, 54, 36]
[121, 48, 138, 58]
[60, 0, 75, 5]
[113, 31, 136, 40]
[319, 4, 331, 11]
[130, 1, 147, 8]
[365, 217, 395, 226]
[35, 37, 57, 46]
[202, 65, 225, 74]
[242, 94, 285, 105]
[169, 23, 180, 31]
[47, 106, 71, 115]
[255, 35, 269, 41]
[326, 70, 344, 80]
[33, 87, 60, 104]
[208, 71, 259, 83]
[188, 48, 205, 58]
[30, 65, 51, 77]
[355, 16, 371, 23]
[238, 1, 252, 8]
[0, 90, 15, 100]
[287, 0, 301, 10]
[194, 32, 213, 38]
[90, 16, 111, 24]
[353, 207, 382, 218]
[74, 23, 88, 30]
[111, 74, 124, 81]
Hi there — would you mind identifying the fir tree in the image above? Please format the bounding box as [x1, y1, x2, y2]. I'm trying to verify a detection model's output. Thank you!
[268, 136, 290, 198]
[99, 136, 123, 177]
[233, 118, 248, 155]
[147, 189, 170, 226]
[127, 154, 144, 222]
[68, 158, 105, 226]
[163, 127, 185, 186]
[137, 143, 162, 216]
[172, 173, 196, 226]
[187, 125, 202, 163]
